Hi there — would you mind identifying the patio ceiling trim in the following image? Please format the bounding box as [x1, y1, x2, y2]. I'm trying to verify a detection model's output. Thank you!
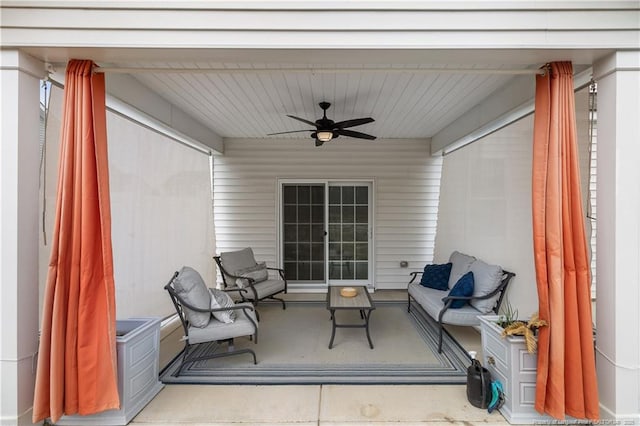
[91, 66, 546, 76]
[2, 2, 638, 50]
[4, 1, 638, 10]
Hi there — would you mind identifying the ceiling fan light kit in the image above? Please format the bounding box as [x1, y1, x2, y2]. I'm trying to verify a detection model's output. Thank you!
[268, 101, 376, 147]
[316, 131, 334, 142]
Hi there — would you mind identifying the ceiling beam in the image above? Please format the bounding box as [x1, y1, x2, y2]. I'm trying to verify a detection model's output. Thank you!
[431, 68, 593, 156]
[430, 74, 535, 156]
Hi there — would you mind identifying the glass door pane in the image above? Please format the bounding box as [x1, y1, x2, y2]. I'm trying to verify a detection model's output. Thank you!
[282, 184, 325, 282]
[328, 184, 369, 283]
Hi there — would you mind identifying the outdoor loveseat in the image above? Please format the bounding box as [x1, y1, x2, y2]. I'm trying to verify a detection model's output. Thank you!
[407, 251, 515, 353]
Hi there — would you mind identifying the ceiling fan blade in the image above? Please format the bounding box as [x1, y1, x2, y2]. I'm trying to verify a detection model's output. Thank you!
[335, 129, 377, 140]
[267, 129, 314, 136]
[315, 138, 324, 147]
[334, 117, 374, 129]
[286, 115, 317, 127]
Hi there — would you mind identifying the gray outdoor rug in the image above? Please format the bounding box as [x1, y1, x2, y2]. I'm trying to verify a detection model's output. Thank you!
[160, 301, 470, 385]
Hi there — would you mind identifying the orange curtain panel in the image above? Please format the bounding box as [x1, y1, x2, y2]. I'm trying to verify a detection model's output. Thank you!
[531, 61, 599, 420]
[33, 60, 119, 424]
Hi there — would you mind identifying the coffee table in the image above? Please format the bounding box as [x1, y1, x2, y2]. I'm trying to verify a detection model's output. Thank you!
[326, 285, 376, 349]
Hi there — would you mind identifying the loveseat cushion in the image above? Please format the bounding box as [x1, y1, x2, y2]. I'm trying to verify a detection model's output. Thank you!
[469, 259, 504, 314]
[447, 251, 476, 289]
[408, 283, 481, 326]
[420, 263, 452, 290]
[173, 266, 211, 328]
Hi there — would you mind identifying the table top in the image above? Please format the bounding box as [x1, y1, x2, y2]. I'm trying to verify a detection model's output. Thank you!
[326, 285, 375, 310]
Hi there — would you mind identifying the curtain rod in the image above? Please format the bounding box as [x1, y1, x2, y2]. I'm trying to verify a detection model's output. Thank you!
[92, 66, 546, 75]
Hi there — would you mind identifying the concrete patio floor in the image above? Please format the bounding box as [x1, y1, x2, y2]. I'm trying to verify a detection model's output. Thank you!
[131, 383, 509, 425]
[132, 290, 508, 425]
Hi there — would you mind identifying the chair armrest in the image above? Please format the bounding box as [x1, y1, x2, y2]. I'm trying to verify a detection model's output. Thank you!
[440, 270, 516, 317]
[438, 299, 455, 324]
[441, 281, 509, 305]
[266, 266, 287, 291]
[222, 270, 251, 281]
[218, 286, 249, 296]
[408, 271, 422, 285]
[173, 294, 256, 314]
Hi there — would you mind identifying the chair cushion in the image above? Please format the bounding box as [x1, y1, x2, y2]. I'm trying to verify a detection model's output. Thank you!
[209, 288, 236, 323]
[469, 259, 504, 314]
[419, 263, 452, 290]
[172, 266, 211, 328]
[188, 303, 257, 345]
[447, 251, 476, 289]
[236, 262, 268, 288]
[241, 279, 286, 300]
[220, 248, 258, 275]
[445, 271, 475, 309]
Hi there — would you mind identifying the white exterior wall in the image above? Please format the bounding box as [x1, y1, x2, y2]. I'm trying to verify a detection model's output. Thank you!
[214, 138, 442, 290]
[436, 115, 538, 316]
[436, 93, 592, 319]
[39, 84, 216, 320]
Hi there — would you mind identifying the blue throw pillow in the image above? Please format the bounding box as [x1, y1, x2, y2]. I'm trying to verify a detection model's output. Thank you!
[420, 263, 452, 290]
[444, 271, 475, 309]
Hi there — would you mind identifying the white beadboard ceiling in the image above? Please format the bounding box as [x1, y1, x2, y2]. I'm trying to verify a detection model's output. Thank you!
[121, 62, 525, 141]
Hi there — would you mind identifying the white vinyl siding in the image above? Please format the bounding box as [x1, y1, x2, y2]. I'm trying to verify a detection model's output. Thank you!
[213, 138, 442, 289]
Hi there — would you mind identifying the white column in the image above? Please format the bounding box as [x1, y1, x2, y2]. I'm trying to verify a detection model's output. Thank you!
[0, 51, 44, 425]
[593, 51, 640, 422]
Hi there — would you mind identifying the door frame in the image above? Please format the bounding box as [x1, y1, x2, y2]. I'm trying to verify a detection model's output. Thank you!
[276, 178, 375, 292]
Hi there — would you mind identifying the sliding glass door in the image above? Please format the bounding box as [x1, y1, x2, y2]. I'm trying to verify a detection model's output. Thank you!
[282, 183, 326, 282]
[328, 184, 369, 283]
[280, 180, 372, 289]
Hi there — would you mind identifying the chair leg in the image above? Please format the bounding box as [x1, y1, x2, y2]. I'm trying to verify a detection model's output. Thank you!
[438, 324, 443, 353]
[175, 341, 258, 375]
[269, 295, 286, 310]
[407, 294, 411, 312]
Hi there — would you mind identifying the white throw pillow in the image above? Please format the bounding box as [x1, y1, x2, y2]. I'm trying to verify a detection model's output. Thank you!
[209, 288, 236, 323]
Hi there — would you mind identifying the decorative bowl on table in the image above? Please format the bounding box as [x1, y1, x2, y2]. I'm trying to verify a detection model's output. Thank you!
[340, 287, 357, 297]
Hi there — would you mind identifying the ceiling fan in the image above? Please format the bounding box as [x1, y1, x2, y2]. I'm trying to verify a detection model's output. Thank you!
[268, 102, 376, 146]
